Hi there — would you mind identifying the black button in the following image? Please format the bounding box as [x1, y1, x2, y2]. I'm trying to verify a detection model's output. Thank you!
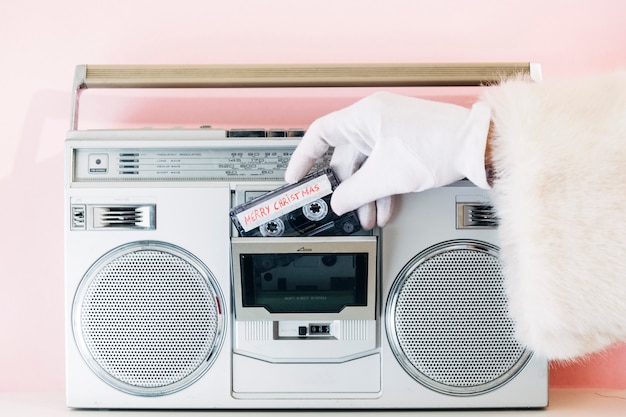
[298, 326, 307, 336]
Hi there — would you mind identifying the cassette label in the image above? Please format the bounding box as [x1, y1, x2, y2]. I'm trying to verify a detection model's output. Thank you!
[230, 168, 361, 237]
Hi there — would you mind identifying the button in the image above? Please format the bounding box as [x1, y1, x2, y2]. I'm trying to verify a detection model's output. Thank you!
[298, 326, 307, 336]
[287, 128, 305, 137]
[88, 153, 109, 174]
[268, 128, 286, 137]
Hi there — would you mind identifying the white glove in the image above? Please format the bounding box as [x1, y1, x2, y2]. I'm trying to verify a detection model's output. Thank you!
[285, 92, 492, 229]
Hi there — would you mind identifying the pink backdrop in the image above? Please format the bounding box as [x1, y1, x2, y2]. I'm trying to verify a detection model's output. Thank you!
[1, 0, 625, 391]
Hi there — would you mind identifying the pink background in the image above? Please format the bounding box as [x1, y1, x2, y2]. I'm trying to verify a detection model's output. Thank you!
[1, 0, 626, 391]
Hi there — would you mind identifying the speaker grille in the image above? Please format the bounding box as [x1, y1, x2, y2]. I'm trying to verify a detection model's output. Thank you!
[72, 241, 225, 396]
[386, 240, 530, 396]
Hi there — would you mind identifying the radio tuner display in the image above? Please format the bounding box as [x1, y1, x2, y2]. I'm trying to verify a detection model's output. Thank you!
[239, 253, 368, 313]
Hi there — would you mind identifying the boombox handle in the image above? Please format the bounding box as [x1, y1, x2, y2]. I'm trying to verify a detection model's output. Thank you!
[70, 62, 542, 130]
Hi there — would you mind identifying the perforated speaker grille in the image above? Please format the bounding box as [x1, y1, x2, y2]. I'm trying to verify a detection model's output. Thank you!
[386, 240, 530, 396]
[72, 241, 225, 396]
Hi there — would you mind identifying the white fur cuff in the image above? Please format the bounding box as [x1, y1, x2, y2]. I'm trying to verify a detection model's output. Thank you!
[481, 71, 626, 360]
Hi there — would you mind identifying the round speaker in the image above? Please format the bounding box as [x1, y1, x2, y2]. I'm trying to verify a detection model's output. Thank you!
[385, 239, 531, 396]
[72, 241, 226, 397]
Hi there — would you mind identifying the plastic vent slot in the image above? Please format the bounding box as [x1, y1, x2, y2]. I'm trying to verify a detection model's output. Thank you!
[385, 240, 531, 396]
[92, 205, 155, 229]
[456, 203, 498, 229]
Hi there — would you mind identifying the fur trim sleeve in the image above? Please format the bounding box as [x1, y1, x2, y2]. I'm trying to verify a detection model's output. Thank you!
[481, 71, 626, 360]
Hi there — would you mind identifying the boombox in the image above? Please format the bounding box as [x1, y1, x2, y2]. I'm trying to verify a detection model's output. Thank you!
[64, 63, 548, 409]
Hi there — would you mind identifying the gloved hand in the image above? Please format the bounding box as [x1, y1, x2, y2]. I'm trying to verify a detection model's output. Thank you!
[285, 92, 492, 229]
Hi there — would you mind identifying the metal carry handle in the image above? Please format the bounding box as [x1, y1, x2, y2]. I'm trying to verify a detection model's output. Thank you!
[71, 62, 541, 129]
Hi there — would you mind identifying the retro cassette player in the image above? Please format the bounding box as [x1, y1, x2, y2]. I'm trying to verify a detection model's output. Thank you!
[65, 63, 548, 409]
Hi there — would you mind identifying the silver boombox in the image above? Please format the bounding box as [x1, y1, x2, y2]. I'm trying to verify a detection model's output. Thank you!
[64, 63, 548, 409]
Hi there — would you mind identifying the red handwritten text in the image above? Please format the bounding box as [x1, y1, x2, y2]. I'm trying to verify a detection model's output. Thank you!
[242, 205, 271, 226]
[273, 183, 320, 211]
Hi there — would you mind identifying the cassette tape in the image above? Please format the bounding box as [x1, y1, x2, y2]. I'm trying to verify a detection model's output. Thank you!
[230, 168, 361, 237]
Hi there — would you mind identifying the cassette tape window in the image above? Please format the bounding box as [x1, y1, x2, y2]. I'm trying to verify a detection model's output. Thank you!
[239, 252, 368, 313]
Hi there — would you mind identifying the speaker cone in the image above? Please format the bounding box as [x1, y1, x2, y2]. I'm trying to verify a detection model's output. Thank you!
[385, 239, 531, 396]
[72, 241, 225, 396]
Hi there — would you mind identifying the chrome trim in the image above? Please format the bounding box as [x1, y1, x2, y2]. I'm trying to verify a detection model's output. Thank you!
[385, 239, 532, 396]
[72, 241, 226, 397]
